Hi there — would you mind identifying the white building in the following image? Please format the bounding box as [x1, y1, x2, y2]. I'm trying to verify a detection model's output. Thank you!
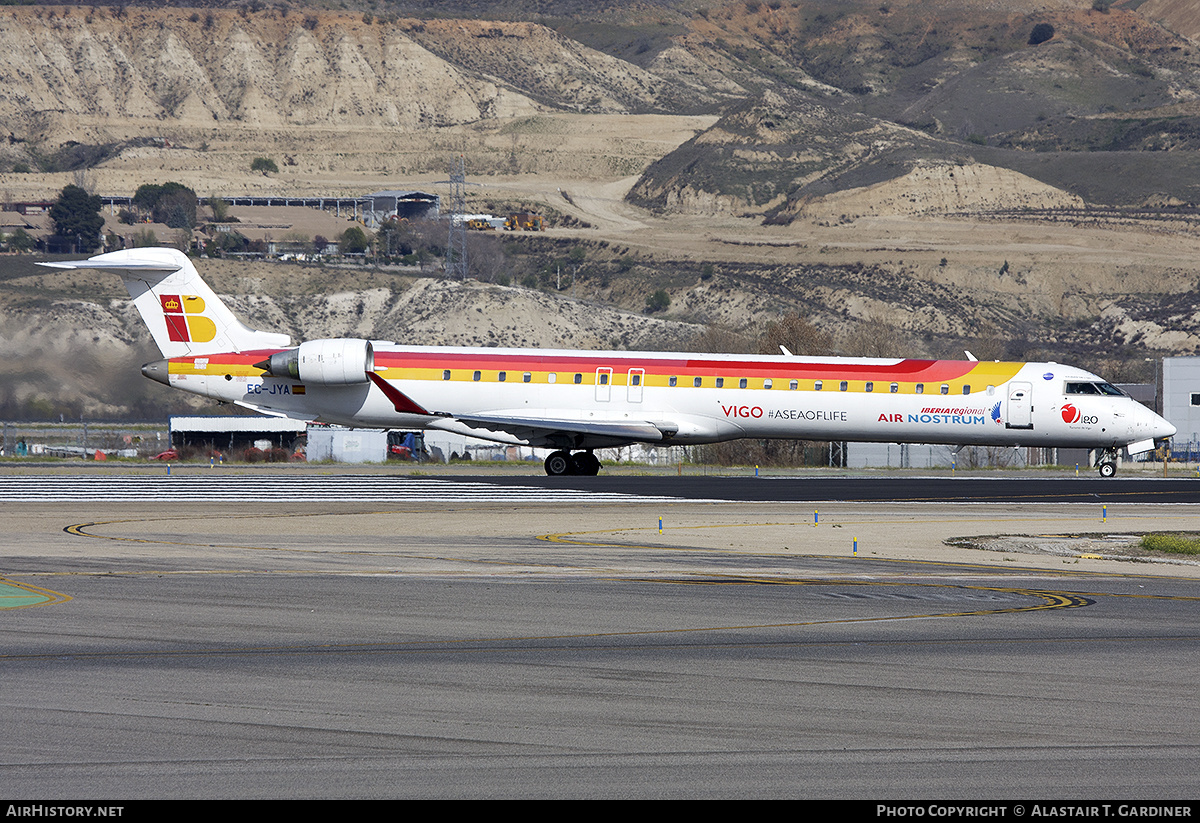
[1163, 357, 1200, 458]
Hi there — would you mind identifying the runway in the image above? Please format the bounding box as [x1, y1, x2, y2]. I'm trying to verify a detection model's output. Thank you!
[3, 476, 1200, 798]
[3, 472, 1200, 503]
[0, 474, 708, 502]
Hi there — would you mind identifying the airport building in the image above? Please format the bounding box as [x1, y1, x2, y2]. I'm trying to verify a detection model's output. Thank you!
[1163, 356, 1200, 459]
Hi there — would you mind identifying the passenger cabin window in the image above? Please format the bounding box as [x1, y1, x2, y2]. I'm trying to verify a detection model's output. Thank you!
[442, 370, 451, 381]
[890, 383, 899, 393]
[631, 374, 640, 386]
[716, 378, 724, 388]
[694, 377, 703, 388]
[1192, 393, 1200, 407]
[574, 373, 582, 384]
[865, 381, 874, 393]
[523, 372, 531, 383]
[473, 370, 481, 382]
[764, 379, 773, 389]
[739, 378, 748, 389]
[986, 385, 995, 396]
[839, 381, 848, 392]
[815, 381, 823, 391]
[548, 373, 557, 384]
[940, 384, 949, 395]
[670, 376, 678, 387]
[498, 371, 506, 382]
[916, 384, 924, 394]
[599, 373, 608, 385]
[789, 380, 798, 390]
[962, 385, 970, 395]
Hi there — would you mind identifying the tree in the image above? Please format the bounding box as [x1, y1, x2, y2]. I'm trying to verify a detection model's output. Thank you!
[131, 229, 159, 248]
[376, 216, 415, 257]
[154, 189, 198, 230]
[251, 157, 279, 175]
[209, 197, 232, 222]
[1028, 23, 1055, 45]
[842, 314, 903, 358]
[645, 289, 670, 314]
[340, 226, 370, 255]
[132, 182, 198, 229]
[49, 184, 104, 253]
[3, 228, 35, 252]
[757, 313, 833, 356]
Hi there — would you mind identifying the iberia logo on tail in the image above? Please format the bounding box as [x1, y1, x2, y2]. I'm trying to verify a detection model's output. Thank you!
[160, 294, 216, 343]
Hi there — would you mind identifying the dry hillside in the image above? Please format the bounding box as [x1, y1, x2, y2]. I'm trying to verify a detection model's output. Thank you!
[2, 1, 1200, 420]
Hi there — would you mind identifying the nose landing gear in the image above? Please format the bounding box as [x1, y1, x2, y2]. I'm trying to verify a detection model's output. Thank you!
[1096, 447, 1120, 478]
[544, 450, 601, 476]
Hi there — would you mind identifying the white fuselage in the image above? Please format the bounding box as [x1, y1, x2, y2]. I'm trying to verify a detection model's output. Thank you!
[162, 346, 1175, 453]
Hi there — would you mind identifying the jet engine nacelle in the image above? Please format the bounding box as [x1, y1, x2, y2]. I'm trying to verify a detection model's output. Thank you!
[257, 338, 374, 385]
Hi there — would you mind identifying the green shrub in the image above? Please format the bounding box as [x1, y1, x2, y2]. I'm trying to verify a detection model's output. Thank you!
[251, 157, 279, 175]
[1140, 534, 1200, 555]
[645, 289, 670, 314]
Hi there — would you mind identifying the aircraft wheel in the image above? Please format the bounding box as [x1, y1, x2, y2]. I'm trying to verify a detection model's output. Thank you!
[571, 452, 601, 476]
[544, 451, 571, 476]
[1098, 461, 1117, 478]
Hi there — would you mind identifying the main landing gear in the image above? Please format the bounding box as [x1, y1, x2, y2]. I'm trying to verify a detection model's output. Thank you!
[544, 450, 601, 476]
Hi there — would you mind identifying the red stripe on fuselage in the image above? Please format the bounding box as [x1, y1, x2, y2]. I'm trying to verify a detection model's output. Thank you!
[371, 351, 974, 382]
[171, 349, 981, 385]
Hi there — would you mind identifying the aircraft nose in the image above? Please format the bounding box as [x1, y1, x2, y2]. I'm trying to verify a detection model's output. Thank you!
[1139, 405, 1176, 440]
[1154, 414, 1177, 440]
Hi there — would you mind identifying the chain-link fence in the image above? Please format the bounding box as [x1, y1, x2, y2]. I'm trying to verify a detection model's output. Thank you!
[1, 422, 169, 459]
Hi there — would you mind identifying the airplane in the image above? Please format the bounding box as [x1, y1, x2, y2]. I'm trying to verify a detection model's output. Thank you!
[42, 247, 1176, 477]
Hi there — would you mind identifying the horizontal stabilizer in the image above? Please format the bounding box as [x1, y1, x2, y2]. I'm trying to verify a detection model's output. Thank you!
[40, 258, 181, 273]
[39, 248, 290, 358]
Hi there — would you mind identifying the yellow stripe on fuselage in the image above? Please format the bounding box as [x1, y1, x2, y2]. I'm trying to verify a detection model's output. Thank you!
[371, 360, 1026, 395]
[167, 353, 1027, 396]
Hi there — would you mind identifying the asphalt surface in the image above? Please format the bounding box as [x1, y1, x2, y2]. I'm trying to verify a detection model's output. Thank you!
[3, 490, 1200, 798]
[482, 474, 1200, 503]
[4, 472, 1200, 503]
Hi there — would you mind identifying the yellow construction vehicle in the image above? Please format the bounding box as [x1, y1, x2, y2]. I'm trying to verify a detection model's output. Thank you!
[505, 212, 546, 231]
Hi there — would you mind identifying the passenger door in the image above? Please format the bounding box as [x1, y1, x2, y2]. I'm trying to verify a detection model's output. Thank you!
[1006, 382, 1033, 429]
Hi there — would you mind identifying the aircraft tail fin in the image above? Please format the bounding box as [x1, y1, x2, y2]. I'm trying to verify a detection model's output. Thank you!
[40, 248, 291, 358]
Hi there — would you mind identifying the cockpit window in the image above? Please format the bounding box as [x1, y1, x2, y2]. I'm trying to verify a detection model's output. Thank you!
[1066, 381, 1125, 397]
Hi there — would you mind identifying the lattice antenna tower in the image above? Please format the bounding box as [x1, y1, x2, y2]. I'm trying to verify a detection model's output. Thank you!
[445, 155, 468, 280]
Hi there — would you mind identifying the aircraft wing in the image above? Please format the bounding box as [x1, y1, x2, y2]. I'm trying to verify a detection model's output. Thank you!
[233, 400, 318, 422]
[445, 413, 675, 445]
